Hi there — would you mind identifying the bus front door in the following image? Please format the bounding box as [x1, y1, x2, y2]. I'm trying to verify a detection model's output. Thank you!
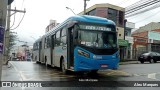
[39, 41, 42, 62]
[67, 28, 74, 68]
[51, 35, 55, 66]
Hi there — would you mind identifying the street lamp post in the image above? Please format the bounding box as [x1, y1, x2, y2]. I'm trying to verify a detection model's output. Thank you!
[66, 7, 76, 15]
[84, 0, 90, 15]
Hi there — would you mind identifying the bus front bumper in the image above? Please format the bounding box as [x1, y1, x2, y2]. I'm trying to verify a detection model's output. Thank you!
[74, 58, 119, 71]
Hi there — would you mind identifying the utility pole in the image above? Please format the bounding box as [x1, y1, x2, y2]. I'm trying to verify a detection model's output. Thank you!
[3, 5, 26, 64]
[0, 26, 4, 82]
[3, 5, 11, 64]
[84, 0, 90, 15]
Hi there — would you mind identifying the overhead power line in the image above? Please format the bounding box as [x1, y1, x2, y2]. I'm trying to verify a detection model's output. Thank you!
[126, 0, 152, 10]
[125, 0, 160, 15]
[9, 8, 26, 30]
[11, 12, 25, 30]
[126, 2, 160, 18]
[10, 7, 16, 28]
[134, 7, 160, 23]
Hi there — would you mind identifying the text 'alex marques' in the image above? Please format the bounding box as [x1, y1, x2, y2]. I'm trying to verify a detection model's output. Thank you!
[134, 82, 159, 87]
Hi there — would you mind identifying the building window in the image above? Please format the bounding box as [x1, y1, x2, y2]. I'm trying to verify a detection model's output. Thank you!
[108, 8, 117, 24]
[119, 11, 124, 26]
[88, 9, 96, 16]
[119, 34, 121, 36]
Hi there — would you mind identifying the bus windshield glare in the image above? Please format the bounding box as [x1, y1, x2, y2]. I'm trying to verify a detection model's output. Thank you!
[78, 30, 117, 49]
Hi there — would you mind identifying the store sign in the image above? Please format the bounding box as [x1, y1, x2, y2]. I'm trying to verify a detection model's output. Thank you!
[118, 39, 128, 47]
[125, 36, 133, 43]
[126, 22, 135, 29]
[148, 31, 160, 40]
[0, 26, 4, 53]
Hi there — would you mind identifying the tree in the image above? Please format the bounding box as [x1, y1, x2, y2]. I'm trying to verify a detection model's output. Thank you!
[8, 32, 17, 54]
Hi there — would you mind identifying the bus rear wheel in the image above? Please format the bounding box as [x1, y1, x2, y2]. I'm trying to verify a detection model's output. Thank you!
[45, 56, 48, 66]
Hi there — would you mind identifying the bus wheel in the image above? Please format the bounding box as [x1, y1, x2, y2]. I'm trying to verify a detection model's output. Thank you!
[91, 70, 98, 74]
[61, 60, 68, 74]
[45, 56, 47, 66]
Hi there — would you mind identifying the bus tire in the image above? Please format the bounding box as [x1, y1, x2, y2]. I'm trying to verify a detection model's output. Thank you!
[45, 56, 47, 66]
[61, 59, 68, 74]
[35, 56, 37, 61]
[91, 70, 98, 74]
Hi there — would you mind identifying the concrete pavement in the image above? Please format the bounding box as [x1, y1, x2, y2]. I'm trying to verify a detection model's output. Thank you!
[1, 60, 139, 81]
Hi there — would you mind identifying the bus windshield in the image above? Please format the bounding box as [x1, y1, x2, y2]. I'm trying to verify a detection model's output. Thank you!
[78, 30, 117, 49]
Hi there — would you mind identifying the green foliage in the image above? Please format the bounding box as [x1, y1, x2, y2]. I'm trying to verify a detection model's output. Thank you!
[120, 59, 126, 62]
[8, 32, 17, 54]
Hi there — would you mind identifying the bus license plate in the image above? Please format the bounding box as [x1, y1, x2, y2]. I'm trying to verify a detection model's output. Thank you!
[101, 64, 108, 68]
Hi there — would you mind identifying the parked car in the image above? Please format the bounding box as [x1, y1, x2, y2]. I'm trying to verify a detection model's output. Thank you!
[138, 52, 160, 63]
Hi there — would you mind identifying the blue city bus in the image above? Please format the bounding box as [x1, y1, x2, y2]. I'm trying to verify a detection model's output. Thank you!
[33, 15, 120, 74]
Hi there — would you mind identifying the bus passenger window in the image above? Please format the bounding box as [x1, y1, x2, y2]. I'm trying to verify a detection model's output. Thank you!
[55, 31, 61, 46]
[61, 36, 66, 45]
[61, 28, 67, 45]
[61, 28, 66, 36]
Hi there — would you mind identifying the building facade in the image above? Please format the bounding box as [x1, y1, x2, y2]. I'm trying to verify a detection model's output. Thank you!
[10, 45, 33, 61]
[45, 20, 59, 33]
[124, 22, 135, 60]
[79, 3, 128, 60]
[132, 22, 160, 59]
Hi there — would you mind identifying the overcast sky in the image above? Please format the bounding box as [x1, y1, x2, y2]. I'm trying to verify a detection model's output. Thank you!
[10, 0, 160, 46]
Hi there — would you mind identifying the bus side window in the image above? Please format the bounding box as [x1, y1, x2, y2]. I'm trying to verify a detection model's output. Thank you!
[51, 34, 55, 48]
[44, 38, 47, 48]
[55, 31, 61, 46]
[61, 28, 67, 45]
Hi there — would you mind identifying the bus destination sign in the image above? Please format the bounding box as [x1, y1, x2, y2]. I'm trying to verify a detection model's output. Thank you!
[79, 25, 111, 31]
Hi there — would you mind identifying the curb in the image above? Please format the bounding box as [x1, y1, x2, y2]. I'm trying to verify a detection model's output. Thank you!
[119, 61, 139, 65]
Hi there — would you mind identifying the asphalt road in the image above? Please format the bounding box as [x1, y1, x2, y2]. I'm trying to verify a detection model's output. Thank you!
[1, 61, 160, 90]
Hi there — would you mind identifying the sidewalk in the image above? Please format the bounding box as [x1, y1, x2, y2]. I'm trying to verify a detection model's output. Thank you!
[119, 59, 139, 65]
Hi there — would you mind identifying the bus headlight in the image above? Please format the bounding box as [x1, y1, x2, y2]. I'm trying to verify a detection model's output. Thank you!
[78, 49, 90, 58]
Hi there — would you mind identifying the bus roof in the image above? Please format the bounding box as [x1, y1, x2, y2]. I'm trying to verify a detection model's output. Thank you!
[68, 15, 115, 25]
[34, 37, 42, 43]
[45, 15, 115, 36]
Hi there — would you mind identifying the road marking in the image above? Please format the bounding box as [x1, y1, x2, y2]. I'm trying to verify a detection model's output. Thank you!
[9, 62, 30, 81]
[9, 61, 19, 72]
[148, 73, 160, 80]
[9, 62, 27, 89]
[19, 71, 28, 80]
[133, 73, 160, 80]
[100, 70, 131, 76]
